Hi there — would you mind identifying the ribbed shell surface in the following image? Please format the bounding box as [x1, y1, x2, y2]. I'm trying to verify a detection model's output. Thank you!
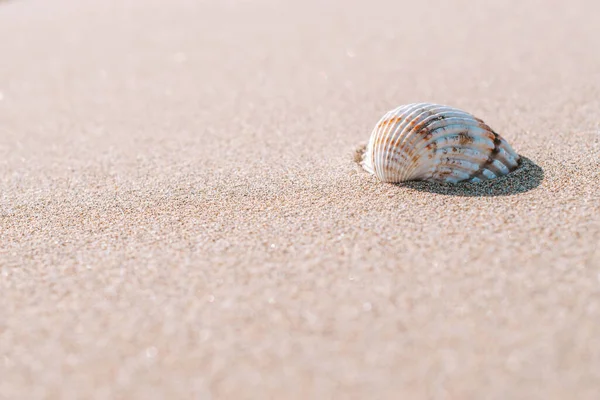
[361, 103, 520, 183]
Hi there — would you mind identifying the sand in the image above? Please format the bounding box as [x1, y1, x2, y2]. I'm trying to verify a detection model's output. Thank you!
[1, 0, 599, 398]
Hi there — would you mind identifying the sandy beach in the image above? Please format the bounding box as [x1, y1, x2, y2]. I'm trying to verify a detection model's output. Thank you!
[1, 0, 599, 398]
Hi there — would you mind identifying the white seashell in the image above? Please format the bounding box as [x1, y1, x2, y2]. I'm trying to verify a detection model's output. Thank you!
[360, 103, 520, 183]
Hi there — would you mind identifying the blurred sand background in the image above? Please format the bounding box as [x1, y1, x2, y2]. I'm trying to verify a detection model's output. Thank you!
[1, 0, 600, 398]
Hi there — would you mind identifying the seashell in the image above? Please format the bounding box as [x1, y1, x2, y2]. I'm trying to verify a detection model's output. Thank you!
[360, 103, 520, 183]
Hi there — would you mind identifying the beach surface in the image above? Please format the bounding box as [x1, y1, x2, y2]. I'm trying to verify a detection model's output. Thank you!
[1, 0, 600, 398]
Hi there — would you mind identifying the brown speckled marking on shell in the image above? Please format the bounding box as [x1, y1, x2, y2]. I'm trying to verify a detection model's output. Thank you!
[360, 103, 520, 183]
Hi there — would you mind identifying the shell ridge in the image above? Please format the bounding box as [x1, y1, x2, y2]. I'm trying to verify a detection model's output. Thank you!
[476, 131, 515, 178]
[496, 148, 520, 169]
[389, 104, 422, 181]
[379, 105, 410, 181]
[376, 107, 405, 181]
[390, 105, 426, 181]
[406, 129, 495, 180]
[396, 107, 478, 179]
[421, 155, 483, 182]
[393, 104, 442, 180]
[412, 125, 495, 155]
[434, 157, 483, 178]
[366, 109, 396, 178]
[377, 103, 427, 182]
[411, 144, 494, 179]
